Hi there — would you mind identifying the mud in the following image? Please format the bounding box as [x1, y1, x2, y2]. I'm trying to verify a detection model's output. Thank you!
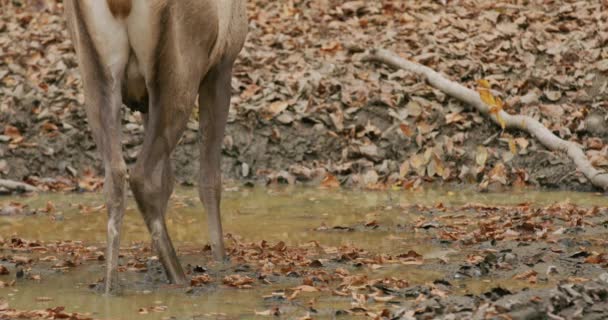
[1, 95, 598, 192]
[1, 187, 607, 319]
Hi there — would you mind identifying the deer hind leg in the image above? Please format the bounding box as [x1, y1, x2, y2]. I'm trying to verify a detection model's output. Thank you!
[66, 0, 130, 294]
[129, 80, 194, 285]
[198, 59, 235, 262]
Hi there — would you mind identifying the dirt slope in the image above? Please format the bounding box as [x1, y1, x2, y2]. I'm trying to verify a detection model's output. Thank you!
[1, 0, 607, 192]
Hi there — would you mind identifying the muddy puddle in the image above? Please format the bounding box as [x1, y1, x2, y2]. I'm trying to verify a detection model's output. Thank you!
[1, 186, 607, 319]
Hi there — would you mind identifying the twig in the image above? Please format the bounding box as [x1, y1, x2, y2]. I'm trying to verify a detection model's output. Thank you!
[482, 131, 501, 146]
[0, 179, 38, 193]
[363, 48, 608, 191]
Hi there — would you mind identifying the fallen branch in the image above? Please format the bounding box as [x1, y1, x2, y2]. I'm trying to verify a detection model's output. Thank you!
[364, 48, 608, 190]
[0, 179, 38, 193]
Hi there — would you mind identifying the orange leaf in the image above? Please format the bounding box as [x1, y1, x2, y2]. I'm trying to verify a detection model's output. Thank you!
[477, 80, 506, 129]
[320, 174, 340, 188]
[477, 79, 491, 89]
[4, 125, 21, 139]
[508, 138, 517, 154]
[399, 123, 414, 137]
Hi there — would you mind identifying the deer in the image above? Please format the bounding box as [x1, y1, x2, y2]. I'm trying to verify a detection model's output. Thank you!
[63, 0, 248, 294]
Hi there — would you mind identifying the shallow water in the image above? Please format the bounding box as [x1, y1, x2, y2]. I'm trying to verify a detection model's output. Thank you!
[3, 186, 606, 246]
[0, 186, 607, 319]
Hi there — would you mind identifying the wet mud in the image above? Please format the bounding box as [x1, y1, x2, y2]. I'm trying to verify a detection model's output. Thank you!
[1, 187, 607, 319]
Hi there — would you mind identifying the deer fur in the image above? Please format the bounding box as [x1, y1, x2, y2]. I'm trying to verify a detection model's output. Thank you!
[64, 0, 247, 294]
[107, 0, 132, 18]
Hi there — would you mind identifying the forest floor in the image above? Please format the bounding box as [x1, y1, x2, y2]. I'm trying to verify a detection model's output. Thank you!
[1, 0, 608, 319]
[1, 0, 608, 193]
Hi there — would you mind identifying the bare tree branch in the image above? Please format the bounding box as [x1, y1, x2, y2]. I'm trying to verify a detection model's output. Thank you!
[0, 179, 38, 193]
[364, 48, 608, 190]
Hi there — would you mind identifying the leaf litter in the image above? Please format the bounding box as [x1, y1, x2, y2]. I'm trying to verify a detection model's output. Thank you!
[1, 0, 607, 193]
[1, 0, 608, 319]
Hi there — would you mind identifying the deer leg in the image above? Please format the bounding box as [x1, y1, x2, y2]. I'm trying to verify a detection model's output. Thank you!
[139, 112, 158, 256]
[64, 0, 130, 294]
[129, 98, 190, 285]
[80, 72, 127, 294]
[198, 60, 234, 262]
[100, 119, 128, 295]
[87, 98, 127, 295]
[136, 113, 174, 258]
[150, 158, 172, 256]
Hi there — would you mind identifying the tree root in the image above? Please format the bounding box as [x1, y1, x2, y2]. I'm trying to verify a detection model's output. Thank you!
[363, 48, 608, 191]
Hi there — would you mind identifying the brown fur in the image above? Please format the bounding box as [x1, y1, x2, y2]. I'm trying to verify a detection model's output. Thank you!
[64, 0, 248, 294]
[107, 0, 132, 18]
